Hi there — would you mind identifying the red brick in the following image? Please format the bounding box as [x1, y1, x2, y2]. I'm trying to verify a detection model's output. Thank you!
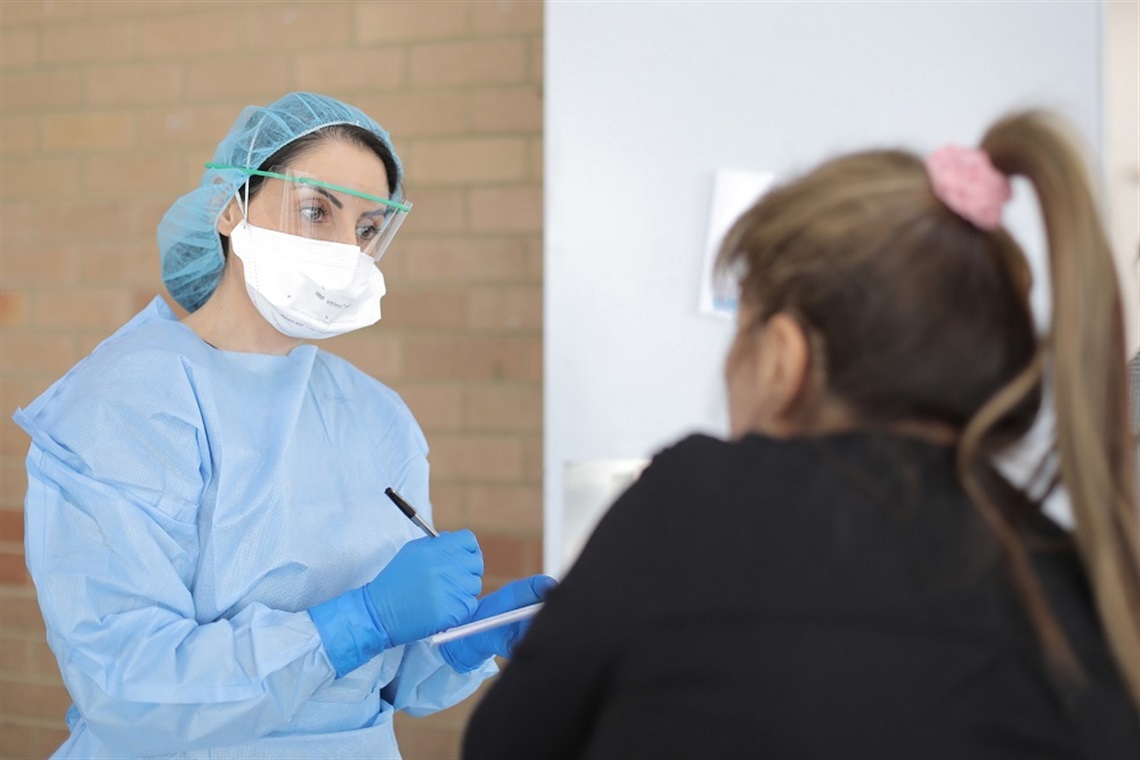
[32, 288, 134, 330]
[245, 2, 353, 50]
[378, 287, 466, 330]
[29, 636, 61, 680]
[464, 385, 541, 432]
[403, 335, 540, 381]
[0, 637, 30, 672]
[294, 48, 405, 93]
[140, 103, 243, 148]
[0, 291, 29, 327]
[186, 54, 291, 101]
[423, 482, 465, 532]
[410, 39, 527, 87]
[404, 237, 531, 283]
[521, 433, 542, 481]
[529, 36, 542, 82]
[2, 372, 57, 409]
[528, 534, 543, 574]
[0, 719, 69, 760]
[0, 720, 36, 760]
[86, 62, 183, 106]
[479, 533, 530, 577]
[355, 92, 468, 138]
[0, 511, 21, 544]
[528, 136, 542, 179]
[83, 0, 223, 18]
[0, 549, 30, 585]
[37, 724, 72, 758]
[0, 201, 34, 241]
[469, 185, 541, 232]
[0, 69, 83, 111]
[78, 240, 163, 287]
[473, 0, 543, 35]
[0, 156, 82, 198]
[428, 434, 522, 482]
[180, 146, 216, 187]
[0, 417, 32, 458]
[470, 85, 542, 133]
[1, 243, 78, 283]
[320, 332, 403, 381]
[466, 483, 542, 533]
[405, 137, 527, 184]
[0, 28, 37, 68]
[0, 0, 87, 25]
[396, 188, 466, 233]
[35, 198, 169, 242]
[82, 153, 184, 195]
[357, 1, 469, 44]
[0, 717, 69, 760]
[0, 678, 71, 719]
[41, 18, 136, 62]
[526, 234, 544, 277]
[0, 331, 79, 374]
[41, 111, 136, 152]
[138, 9, 243, 58]
[0, 588, 47, 632]
[392, 383, 463, 432]
[467, 285, 542, 331]
[0, 467, 26, 508]
[0, 114, 36, 154]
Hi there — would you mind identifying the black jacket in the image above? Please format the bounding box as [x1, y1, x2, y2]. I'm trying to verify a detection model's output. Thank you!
[464, 432, 1140, 759]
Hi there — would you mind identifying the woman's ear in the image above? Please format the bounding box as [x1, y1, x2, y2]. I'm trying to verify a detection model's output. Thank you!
[760, 312, 812, 421]
[215, 197, 243, 237]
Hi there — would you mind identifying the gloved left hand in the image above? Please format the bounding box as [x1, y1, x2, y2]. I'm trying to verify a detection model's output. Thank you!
[440, 574, 558, 673]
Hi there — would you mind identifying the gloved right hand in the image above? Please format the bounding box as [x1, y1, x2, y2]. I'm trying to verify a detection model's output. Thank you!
[308, 530, 483, 678]
[365, 530, 483, 645]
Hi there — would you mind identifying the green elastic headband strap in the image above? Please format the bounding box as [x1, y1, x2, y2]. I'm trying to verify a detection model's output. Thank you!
[205, 162, 411, 213]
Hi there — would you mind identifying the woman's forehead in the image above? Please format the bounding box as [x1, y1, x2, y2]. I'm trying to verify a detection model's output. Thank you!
[284, 139, 390, 199]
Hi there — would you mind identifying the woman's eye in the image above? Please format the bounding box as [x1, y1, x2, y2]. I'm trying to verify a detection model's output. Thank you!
[300, 205, 325, 223]
[357, 224, 380, 241]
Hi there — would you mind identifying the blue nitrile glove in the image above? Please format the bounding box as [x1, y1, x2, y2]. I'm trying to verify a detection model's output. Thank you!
[309, 530, 483, 678]
[440, 574, 558, 673]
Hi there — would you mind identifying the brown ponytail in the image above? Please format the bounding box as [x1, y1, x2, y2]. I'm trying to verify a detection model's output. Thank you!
[977, 111, 1140, 711]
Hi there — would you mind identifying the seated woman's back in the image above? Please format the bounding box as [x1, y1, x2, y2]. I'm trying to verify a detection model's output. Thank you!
[467, 433, 1137, 759]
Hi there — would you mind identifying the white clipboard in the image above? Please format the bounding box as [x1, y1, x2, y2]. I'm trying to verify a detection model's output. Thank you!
[427, 603, 544, 646]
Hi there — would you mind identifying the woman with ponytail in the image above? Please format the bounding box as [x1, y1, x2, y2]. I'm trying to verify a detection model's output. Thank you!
[463, 112, 1140, 759]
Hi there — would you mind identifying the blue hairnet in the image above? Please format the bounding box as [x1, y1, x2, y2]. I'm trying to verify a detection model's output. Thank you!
[157, 92, 403, 313]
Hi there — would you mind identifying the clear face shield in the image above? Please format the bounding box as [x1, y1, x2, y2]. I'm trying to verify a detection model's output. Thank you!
[711, 255, 745, 317]
[208, 162, 412, 262]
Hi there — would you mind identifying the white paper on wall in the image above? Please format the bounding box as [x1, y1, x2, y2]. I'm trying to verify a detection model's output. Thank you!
[698, 169, 776, 318]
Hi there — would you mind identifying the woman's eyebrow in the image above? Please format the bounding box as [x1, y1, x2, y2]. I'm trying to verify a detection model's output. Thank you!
[361, 208, 390, 219]
[311, 186, 344, 209]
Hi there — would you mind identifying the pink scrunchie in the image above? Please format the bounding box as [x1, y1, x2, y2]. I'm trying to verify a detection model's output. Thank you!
[925, 145, 1011, 231]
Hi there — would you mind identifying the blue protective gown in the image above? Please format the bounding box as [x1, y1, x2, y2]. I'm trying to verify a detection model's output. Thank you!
[14, 298, 495, 759]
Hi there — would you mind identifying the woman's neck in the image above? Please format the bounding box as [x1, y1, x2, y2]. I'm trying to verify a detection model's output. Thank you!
[181, 262, 302, 356]
[747, 397, 959, 447]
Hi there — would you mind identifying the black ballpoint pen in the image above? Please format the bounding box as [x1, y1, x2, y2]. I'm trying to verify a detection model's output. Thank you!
[385, 487, 440, 538]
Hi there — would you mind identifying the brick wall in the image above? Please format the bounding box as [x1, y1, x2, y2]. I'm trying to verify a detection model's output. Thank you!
[0, 1, 544, 757]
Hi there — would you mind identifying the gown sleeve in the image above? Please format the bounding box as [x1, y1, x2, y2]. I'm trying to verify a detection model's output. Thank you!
[16, 357, 337, 757]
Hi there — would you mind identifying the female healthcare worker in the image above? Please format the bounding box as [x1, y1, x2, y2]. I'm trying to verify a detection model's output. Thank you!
[14, 91, 554, 758]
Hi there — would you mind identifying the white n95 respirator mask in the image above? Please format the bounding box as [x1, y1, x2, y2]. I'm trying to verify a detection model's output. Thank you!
[229, 221, 387, 340]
